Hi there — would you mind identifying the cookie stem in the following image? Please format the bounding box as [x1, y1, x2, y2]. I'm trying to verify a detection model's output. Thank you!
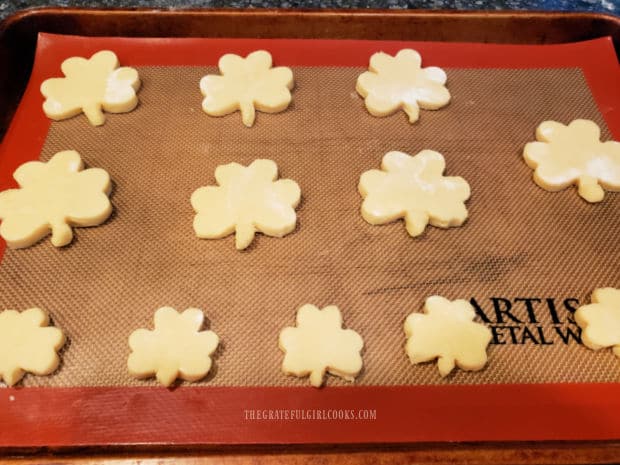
[437, 356, 455, 377]
[239, 99, 256, 127]
[577, 175, 604, 203]
[83, 103, 105, 126]
[310, 369, 324, 387]
[402, 101, 420, 123]
[235, 223, 255, 250]
[156, 366, 178, 387]
[404, 210, 429, 237]
[50, 220, 73, 247]
[2, 366, 25, 387]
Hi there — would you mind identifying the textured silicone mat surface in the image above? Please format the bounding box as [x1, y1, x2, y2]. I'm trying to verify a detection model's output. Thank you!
[0, 66, 618, 387]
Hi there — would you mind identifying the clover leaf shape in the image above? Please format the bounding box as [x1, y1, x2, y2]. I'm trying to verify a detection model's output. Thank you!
[0, 308, 66, 387]
[523, 119, 620, 202]
[359, 150, 470, 237]
[128, 307, 220, 387]
[356, 49, 450, 123]
[41, 50, 140, 126]
[191, 159, 301, 250]
[200, 50, 294, 127]
[279, 304, 364, 388]
[575, 288, 620, 358]
[0, 150, 113, 249]
[404, 296, 492, 377]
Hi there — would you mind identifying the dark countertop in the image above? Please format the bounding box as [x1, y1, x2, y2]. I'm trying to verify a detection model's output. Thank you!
[0, 0, 618, 22]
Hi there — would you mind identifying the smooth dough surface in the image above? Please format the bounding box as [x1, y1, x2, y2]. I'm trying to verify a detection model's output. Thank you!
[200, 50, 294, 127]
[404, 296, 492, 377]
[191, 159, 301, 250]
[574, 288, 620, 358]
[0, 150, 112, 249]
[523, 119, 620, 202]
[0, 308, 66, 387]
[356, 49, 450, 123]
[359, 150, 470, 237]
[41, 50, 140, 126]
[279, 304, 364, 387]
[128, 307, 220, 387]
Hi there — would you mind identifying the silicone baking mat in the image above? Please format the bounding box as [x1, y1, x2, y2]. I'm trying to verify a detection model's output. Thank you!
[0, 33, 619, 446]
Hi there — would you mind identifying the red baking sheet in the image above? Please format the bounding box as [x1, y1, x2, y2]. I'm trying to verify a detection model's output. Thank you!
[0, 33, 619, 447]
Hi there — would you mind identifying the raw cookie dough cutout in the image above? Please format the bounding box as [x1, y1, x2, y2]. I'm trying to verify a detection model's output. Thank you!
[191, 159, 301, 250]
[575, 288, 620, 358]
[359, 150, 470, 237]
[127, 307, 220, 387]
[0, 150, 113, 249]
[200, 50, 294, 127]
[404, 296, 492, 377]
[523, 119, 620, 202]
[41, 50, 140, 126]
[0, 308, 66, 387]
[279, 304, 364, 387]
[356, 49, 450, 123]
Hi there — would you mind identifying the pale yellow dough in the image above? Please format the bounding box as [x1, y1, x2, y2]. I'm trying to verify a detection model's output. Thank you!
[41, 50, 140, 126]
[279, 304, 364, 387]
[404, 296, 492, 377]
[128, 307, 220, 387]
[359, 150, 470, 237]
[191, 159, 301, 250]
[523, 119, 620, 202]
[356, 49, 450, 123]
[574, 288, 620, 358]
[200, 50, 294, 127]
[0, 150, 112, 249]
[0, 308, 66, 387]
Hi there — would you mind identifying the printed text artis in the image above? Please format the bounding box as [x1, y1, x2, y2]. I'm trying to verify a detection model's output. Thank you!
[471, 297, 581, 345]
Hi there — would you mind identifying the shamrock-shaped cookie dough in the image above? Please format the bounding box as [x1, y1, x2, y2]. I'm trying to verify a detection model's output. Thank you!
[0, 308, 66, 387]
[0, 150, 113, 249]
[191, 159, 301, 250]
[523, 119, 620, 202]
[575, 288, 620, 358]
[404, 296, 492, 377]
[200, 50, 294, 127]
[359, 150, 470, 237]
[279, 304, 364, 387]
[128, 307, 220, 387]
[356, 49, 450, 123]
[41, 50, 140, 126]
